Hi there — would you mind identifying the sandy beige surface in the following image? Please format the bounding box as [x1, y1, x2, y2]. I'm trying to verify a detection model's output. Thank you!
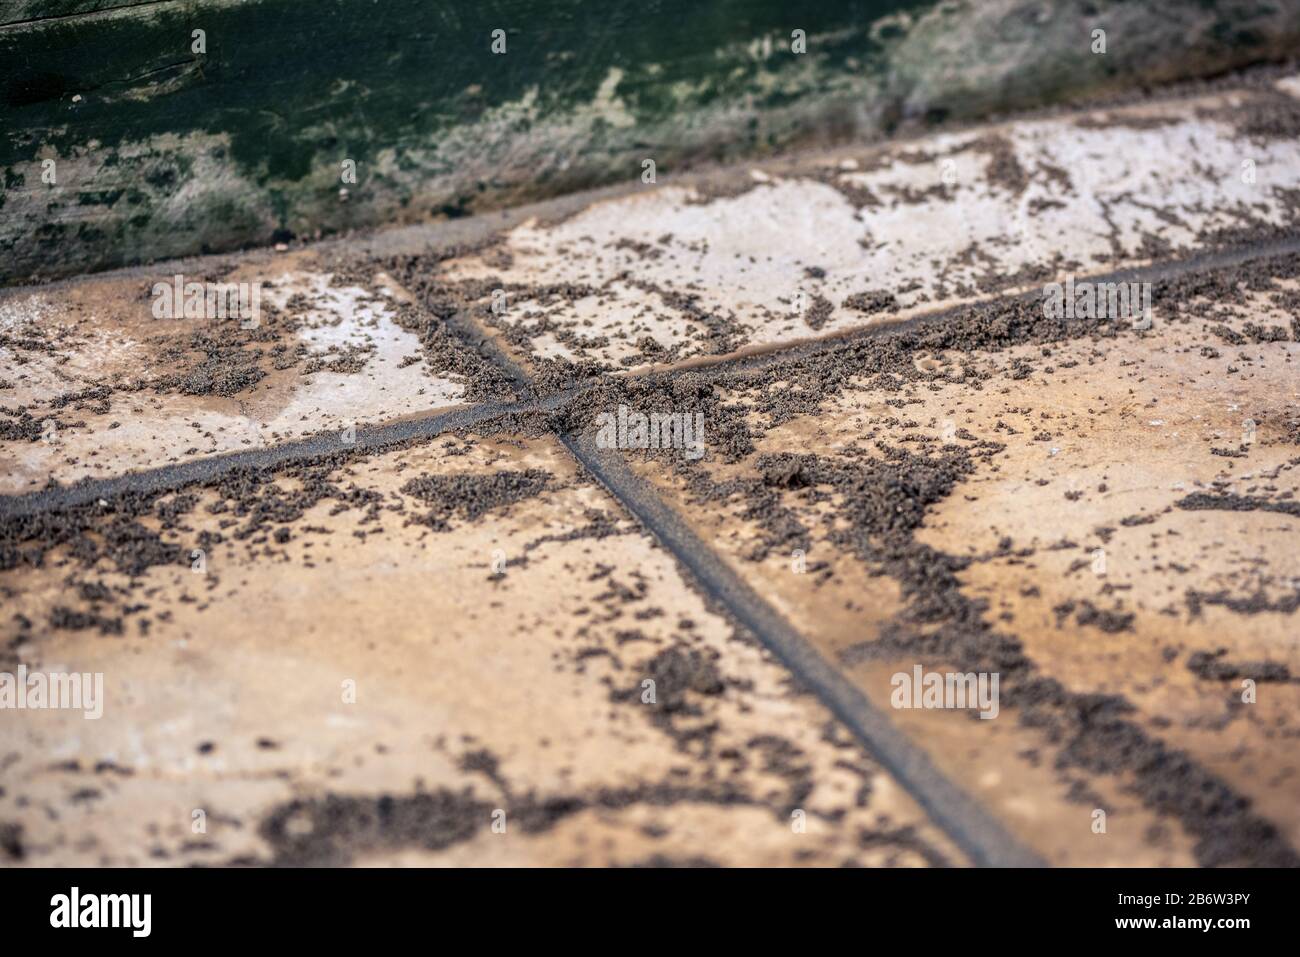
[3, 72, 1299, 868]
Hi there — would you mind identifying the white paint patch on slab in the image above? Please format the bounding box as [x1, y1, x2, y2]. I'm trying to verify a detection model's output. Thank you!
[441, 90, 1300, 367]
[0, 269, 464, 493]
[259, 270, 464, 432]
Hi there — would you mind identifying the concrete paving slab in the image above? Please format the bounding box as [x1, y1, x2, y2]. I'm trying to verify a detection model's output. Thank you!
[3, 69, 1299, 869]
[604, 257, 1300, 865]
[0, 434, 961, 866]
[430, 83, 1300, 373]
[0, 252, 471, 493]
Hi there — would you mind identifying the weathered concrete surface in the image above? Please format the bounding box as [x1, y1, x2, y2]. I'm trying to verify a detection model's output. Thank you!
[4, 0, 1300, 283]
[2, 70, 1299, 869]
[437, 82, 1300, 371]
[615, 268, 1300, 866]
[0, 436, 961, 866]
[0, 254, 473, 493]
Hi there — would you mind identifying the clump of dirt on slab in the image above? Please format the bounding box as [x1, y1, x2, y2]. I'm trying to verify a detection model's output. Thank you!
[400, 469, 551, 529]
[610, 644, 728, 755]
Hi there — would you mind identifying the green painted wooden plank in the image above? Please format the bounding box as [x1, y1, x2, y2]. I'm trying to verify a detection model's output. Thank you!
[0, 2, 165, 27]
[2, 0, 1299, 284]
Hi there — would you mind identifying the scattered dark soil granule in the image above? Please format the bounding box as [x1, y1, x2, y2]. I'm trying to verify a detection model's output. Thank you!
[626, 645, 726, 713]
[610, 644, 731, 755]
[253, 743, 864, 866]
[1186, 649, 1291, 683]
[1202, 90, 1300, 143]
[0, 822, 24, 862]
[300, 342, 374, 376]
[259, 789, 491, 866]
[968, 134, 1029, 196]
[400, 469, 551, 529]
[803, 295, 834, 331]
[1177, 491, 1300, 518]
[1053, 599, 1135, 634]
[842, 290, 899, 316]
[76, 580, 113, 603]
[49, 605, 123, 636]
[152, 329, 274, 397]
[0, 409, 45, 442]
[1185, 588, 1300, 618]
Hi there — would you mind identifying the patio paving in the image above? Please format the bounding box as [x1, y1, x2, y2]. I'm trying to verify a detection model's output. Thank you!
[2, 71, 1298, 867]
